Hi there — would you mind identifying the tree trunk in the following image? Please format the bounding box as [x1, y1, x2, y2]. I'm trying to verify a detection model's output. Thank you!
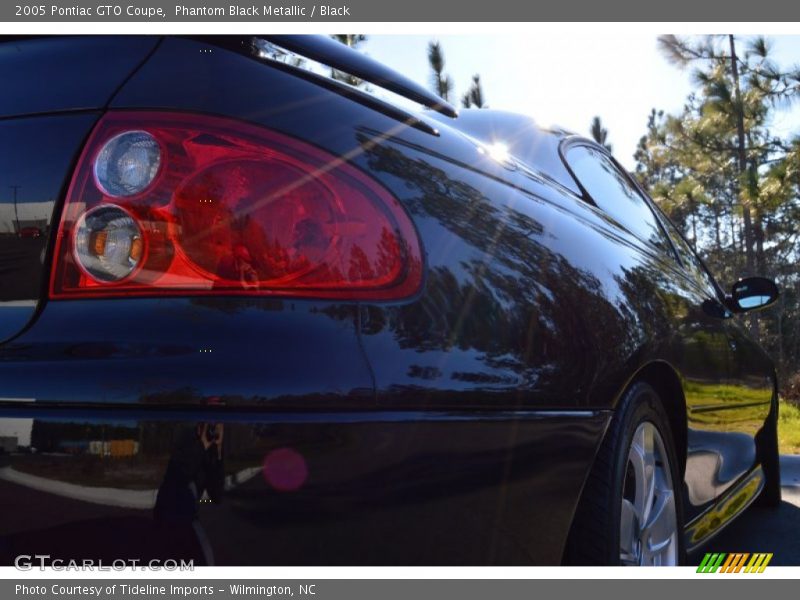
[755, 205, 765, 273]
[728, 34, 759, 337]
[777, 290, 784, 373]
[728, 36, 755, 274]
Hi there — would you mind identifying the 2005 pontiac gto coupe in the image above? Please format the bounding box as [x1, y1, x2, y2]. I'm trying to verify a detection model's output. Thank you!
[0, 35, 781, 566]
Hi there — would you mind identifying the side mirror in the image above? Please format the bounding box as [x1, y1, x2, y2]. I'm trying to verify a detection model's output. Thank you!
[729, 277, 779, 312]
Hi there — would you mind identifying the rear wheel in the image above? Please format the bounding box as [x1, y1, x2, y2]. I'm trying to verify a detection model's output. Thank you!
[563, 382, 685, 565]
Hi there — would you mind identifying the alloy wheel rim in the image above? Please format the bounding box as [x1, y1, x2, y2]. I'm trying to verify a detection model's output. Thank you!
[619, 421, 678, 566]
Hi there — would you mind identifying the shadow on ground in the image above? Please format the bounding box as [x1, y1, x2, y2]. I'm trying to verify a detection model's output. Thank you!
[694, 456, 800, 566]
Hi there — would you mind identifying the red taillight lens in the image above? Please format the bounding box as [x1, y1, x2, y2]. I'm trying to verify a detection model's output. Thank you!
[50, 111, 423, 300]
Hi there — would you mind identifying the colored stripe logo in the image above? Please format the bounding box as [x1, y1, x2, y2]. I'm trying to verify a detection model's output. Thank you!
[697, 552, 773, 573]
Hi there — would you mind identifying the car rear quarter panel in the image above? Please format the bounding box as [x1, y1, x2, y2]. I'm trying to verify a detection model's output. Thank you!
[0, 35, 776, 565]
[111, 36, 687, 411]
[0, 36, 159, 119]
[0, 113, 100, 340]
[0, 36, 616, 565]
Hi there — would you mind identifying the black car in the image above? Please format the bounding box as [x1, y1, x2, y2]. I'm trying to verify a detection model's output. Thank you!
[0, 35, 781, 566]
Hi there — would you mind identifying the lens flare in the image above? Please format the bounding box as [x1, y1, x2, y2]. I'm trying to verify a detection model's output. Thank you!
[486, 142, 510, 163]
[262, 447, 308, 492]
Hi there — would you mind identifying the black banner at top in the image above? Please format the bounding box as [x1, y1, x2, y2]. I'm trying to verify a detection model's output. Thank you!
[2, 0, 797, 22]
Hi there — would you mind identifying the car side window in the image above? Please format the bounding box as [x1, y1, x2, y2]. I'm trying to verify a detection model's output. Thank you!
[663, 219, 722, 299]
[565, 144, 670, 251]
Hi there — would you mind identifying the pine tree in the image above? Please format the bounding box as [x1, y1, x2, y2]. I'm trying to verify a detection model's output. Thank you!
[462, 74, 486, 108]
[427, 41, 454, 102]
[637, 34, 800, 367]
[590, 116, 613, 152]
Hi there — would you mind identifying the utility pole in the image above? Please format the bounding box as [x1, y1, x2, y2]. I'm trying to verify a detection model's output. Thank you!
[10, 185, 21, 234]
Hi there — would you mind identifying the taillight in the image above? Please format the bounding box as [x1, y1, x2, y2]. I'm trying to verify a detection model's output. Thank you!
[49, 111, 423, 300]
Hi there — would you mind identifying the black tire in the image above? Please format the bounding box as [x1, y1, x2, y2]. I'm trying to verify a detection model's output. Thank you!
[563, 381, 686, 565]
[755, 395, 781, 508]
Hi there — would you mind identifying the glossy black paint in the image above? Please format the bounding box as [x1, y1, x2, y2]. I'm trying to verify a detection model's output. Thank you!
[0, 35, 779, 564]
[0, 114, 99, 339]
[0, 37, 159, 119]
[0, 299, 372, 407]
[0, 407, 607, 565]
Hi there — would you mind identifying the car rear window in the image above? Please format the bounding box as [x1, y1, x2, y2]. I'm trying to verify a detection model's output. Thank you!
[565, 144, 671, 252]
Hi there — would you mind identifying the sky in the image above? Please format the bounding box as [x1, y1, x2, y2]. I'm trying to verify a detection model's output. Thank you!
[361, 34, 800, 169]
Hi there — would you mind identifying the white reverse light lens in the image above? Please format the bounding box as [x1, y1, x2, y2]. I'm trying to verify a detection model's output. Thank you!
[74, 205, 143, 282]
[94, 130, 161, 197]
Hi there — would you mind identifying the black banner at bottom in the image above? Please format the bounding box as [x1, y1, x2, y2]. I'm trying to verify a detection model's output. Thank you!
[2, 579, 794, 600]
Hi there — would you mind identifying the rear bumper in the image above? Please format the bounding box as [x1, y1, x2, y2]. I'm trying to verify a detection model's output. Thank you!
[0, 406, 608, 566]
[0, 299, 609, 565]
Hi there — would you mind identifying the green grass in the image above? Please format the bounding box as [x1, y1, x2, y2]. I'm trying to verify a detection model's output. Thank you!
[779, 400, 800, 455]
[679, 380, 800, 454]
[684, 381, 772, 405]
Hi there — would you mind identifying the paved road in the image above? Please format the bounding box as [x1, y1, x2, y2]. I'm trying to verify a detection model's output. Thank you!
[696, 455, 800, 565]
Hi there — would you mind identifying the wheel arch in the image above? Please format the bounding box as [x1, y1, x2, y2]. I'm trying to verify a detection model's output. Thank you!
[563, 362, 688, 564]
[625, 360, 688, 478]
